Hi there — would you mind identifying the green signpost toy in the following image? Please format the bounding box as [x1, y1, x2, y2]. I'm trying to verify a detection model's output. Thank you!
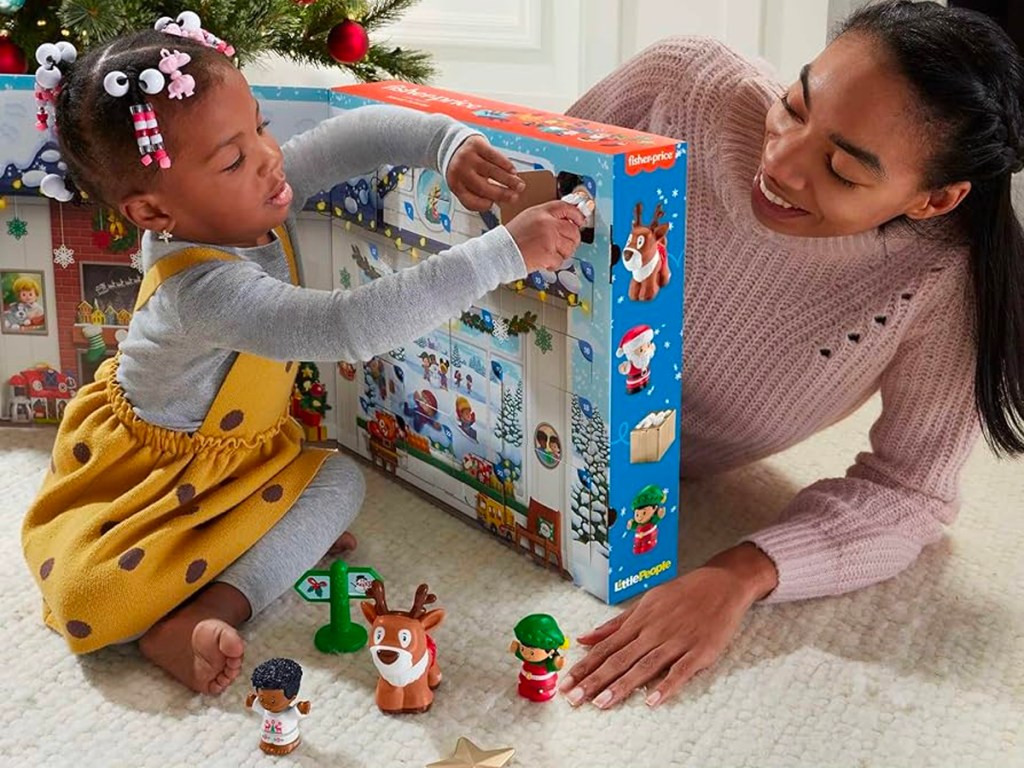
[294, 558, 382, 653]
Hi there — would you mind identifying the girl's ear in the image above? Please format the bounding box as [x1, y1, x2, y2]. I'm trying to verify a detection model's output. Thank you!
[121, 195, 175, 234]
[905, 181, 972, 221]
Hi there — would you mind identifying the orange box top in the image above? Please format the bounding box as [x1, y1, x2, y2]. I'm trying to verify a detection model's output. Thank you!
[333, 81, 681, 158]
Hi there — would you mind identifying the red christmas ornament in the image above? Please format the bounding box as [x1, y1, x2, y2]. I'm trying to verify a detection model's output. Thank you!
[294, 0, 317, 5]
[328, 19, 369, 64]
[0, 38, 28, 75]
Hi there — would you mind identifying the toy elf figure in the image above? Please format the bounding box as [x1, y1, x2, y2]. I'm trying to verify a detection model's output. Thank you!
[245, 658, 311, 756]
[626, 485, 668, 555]
[509, 614, 569, 702]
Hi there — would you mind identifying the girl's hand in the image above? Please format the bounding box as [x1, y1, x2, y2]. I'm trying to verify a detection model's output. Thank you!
[297, 701, 311, 715]
[245, 692, 257, 708]
[505, 201, 586, 272]
[560, 544, 778, 710]
[446, 136, 525, 211]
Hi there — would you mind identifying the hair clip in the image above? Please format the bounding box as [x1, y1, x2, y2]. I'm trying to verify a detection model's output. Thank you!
[34, 42, 76, 133]
[104, 68, 172, 169]
[33, 42, 80, 202]
[155, 11, 235, 56]
[159, 49, 196, 100]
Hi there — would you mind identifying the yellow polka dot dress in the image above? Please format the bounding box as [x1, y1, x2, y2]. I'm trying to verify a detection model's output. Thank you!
[22, 230, 331, 653]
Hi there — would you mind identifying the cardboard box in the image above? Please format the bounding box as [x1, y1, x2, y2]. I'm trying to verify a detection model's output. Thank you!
[630, 410, 677, 464]
[327, 82, 688, 604]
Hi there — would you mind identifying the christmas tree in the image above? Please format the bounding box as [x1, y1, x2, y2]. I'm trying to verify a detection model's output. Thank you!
[292, 361, 332, 427]
[0, 0, 434, 82]
[493, 379, 524, 449]
[569, 395, 610, 556]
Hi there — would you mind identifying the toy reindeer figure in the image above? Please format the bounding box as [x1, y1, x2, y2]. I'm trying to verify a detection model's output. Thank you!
[362, 580, 445, 714]
[622, 202, 671, 301]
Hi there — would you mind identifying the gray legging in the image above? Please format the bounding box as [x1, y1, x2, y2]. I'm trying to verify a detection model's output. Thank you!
[215, 451, 365, 617]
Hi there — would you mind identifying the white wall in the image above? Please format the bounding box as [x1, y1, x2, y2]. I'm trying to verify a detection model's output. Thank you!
[246, 0, 835, 112]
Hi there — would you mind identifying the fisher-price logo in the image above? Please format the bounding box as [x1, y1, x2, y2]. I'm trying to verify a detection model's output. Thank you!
[381, 83, 485, 112]
[625, 147, 678, 175]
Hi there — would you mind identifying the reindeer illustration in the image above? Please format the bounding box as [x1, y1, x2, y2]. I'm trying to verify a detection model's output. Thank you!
[361, 581, 445, 714]
[622, 202, 671, 301]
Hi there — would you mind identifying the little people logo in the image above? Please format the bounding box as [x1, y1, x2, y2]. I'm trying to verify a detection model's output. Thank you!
[625, 146, 678, 176]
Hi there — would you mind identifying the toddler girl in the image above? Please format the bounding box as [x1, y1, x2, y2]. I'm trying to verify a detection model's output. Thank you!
[22, 21, 584, 694]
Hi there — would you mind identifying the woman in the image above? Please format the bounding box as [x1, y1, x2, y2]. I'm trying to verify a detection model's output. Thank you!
[561, 0, 1024, 710]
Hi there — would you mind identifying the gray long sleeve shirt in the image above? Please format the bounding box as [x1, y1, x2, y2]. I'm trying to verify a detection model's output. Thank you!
[116, 105, 527, 432]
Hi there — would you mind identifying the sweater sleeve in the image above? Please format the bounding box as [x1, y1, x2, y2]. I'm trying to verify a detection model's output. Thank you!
[744, 258, 982, 603]
[282, 105, 481, 214]
[173, 225, 525, 362]
[565, 36, 753, 143]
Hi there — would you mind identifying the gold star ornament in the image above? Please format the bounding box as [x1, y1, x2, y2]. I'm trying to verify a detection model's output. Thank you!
[426, 737, 515, 768]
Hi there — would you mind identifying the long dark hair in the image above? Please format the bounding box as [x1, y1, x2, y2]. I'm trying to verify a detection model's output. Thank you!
[54, 30, 233, 207]
[841, 0, 1024, 456]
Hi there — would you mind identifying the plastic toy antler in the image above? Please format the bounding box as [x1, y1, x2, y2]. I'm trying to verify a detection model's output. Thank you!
[408, 584, 437, 619]
[367, 580, 389, 615]
[649, 203, 665, 229]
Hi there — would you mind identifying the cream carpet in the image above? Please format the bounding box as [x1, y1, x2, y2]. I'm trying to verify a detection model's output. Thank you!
[2, 397, 1022, 768]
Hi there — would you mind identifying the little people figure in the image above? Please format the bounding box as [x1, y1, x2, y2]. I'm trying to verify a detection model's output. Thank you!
[626, 485, 668, 555]
[245, 658, 311, 755]
[509, 614, 569, 702]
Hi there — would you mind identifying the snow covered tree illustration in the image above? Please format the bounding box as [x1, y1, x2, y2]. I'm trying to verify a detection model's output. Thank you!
[450, 344, 465, 369]
[493, 380, 524, 448]
[468, 353, 487, 377]
[570, 395, 610, 557]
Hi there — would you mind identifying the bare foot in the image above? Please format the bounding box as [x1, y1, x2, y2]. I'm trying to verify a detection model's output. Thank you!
[327, 531, 358, 556]
[139, 583, 250, 694]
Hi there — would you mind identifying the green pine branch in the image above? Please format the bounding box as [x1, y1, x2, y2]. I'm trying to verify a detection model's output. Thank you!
[2, 0, 433, 82]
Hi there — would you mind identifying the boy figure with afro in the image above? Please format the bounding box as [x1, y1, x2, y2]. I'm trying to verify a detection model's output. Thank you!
[245, 658, 311, 755]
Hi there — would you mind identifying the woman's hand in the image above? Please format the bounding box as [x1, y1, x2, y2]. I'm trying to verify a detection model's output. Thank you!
[446, 136, 525, 211]
[560, 544, 778, 709]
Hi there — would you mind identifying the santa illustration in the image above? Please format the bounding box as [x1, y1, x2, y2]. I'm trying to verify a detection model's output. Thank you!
[616, 324, 656, 395]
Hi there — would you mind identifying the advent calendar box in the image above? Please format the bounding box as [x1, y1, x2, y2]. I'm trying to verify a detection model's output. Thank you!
[327, 82, 687, 604]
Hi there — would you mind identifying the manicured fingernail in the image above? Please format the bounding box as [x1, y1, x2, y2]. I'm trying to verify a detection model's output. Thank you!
[592, 691, 613, 709]
[566, 687, 584, 706]
[559, 675, 575, 692]
[646, 691, 662, 707]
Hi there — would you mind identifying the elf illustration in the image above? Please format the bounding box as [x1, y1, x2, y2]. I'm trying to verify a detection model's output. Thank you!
[626, 485, 668, 554]
[245, 658, 311, 756]
[509, 614, 569, 703]
[616, 324, 656, 395]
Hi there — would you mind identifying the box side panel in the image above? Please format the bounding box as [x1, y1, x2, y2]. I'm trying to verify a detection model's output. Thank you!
[606, 143, 688, 603]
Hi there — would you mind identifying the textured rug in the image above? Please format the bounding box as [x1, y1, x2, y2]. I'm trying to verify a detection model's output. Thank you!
[2, 397, 1022, 768]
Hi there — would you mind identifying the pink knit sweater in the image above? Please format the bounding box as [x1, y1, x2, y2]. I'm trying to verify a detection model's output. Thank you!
[568, 38, 981, 603]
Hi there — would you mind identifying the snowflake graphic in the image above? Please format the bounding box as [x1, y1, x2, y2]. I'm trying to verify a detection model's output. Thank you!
[6, 217, 27, 240]
[129, 249, 143, 273]
[52, 244, 75, 269]
[491, 317, 509, 341]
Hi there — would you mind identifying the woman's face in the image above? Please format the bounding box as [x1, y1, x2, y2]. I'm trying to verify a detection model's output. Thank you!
[754, 33, 963, 238]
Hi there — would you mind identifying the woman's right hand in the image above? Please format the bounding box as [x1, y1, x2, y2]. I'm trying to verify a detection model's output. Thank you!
[505, 200, 586, 272]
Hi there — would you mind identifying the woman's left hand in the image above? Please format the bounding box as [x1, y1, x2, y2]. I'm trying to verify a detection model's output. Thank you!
[560, 544, 778, 710]
[446, 136, 525, 211]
